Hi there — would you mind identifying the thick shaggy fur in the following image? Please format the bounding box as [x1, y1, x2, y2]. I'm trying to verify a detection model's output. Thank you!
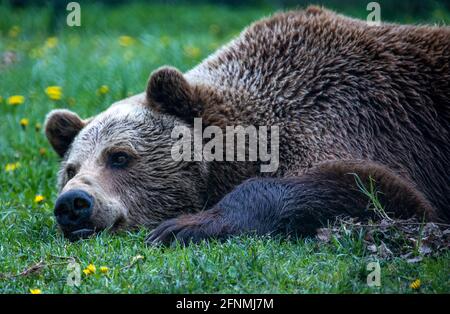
[45, 7, 449, 244]
[147, 7, 449, 244]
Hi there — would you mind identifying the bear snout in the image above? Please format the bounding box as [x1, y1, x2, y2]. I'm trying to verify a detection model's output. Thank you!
[54, 189, 95, 241]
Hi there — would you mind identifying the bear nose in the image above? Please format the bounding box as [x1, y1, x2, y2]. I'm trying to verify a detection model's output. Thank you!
[54, 189, 93, 228]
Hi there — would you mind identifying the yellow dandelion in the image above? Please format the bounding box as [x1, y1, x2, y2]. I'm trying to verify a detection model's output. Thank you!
[34, 195, 45, 204]
[83, 263, 96, 275]
[29, 288, 42, 294]
[8, 25, 20, 38]
[20, 118, 29, 128]
[99, 266, 109, 274]
[45, 37, 58, 49]
[39, 147, 47, 156]
[45, 86, 63, 101]
[118, 36, 135, 47]
[410, 279, 421, 290]
[7, 95, 25, 106]
[97, 85, 109, 95]
[5, 162, 20, 172]
[183, 45, 201, 59]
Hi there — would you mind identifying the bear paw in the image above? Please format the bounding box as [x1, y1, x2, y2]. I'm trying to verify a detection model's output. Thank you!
[145, 217, 209, 246]
[145, 211, 231, 246]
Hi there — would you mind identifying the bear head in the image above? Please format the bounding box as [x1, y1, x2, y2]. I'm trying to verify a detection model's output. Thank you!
[44, 67, 215, 240]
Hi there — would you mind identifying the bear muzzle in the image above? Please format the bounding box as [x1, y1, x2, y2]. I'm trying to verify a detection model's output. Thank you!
[54, 189, 95, 241]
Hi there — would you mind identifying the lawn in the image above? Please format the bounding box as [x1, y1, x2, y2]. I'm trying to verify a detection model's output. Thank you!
[0, 1, 449, 294]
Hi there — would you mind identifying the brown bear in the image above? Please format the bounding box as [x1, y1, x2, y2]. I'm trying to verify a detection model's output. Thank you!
[44, 7, 449, 244]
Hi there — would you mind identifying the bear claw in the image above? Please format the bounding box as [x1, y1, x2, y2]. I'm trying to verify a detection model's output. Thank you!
[145, 217, 207, 246]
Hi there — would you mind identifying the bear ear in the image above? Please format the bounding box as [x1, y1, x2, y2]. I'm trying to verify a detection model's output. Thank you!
[146, 66, 201, 122]
[44, 109, 87, 157]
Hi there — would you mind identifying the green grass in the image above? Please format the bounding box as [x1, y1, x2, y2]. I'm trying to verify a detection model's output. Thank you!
[0, 2, 449, 294]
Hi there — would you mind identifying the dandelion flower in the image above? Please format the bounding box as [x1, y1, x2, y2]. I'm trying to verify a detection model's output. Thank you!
[100, 266, 109, 274]
[29, 288, 42, 294]
[45, 37, 58, 49]
[183, 45, 201, 59]
[410, 279, 421, 290]
[8, 26, 20, 38]
[98, 85, 109, 95]
[83, 263, 96, 275]
[45, 86, 63, 101]
[34, 195, 45, 203]
[20, 118, 29, 128]
[5, 162, 20, 172]
[7, 95, 25, 106]
[118, 36, 135, 47]
[39, 148, 47, 156]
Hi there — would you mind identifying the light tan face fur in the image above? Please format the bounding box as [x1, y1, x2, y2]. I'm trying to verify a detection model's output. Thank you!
[45, 94, 207, 239]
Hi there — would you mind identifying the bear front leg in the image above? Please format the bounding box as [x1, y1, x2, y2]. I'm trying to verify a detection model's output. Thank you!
[145, 207, 233, 246]
[146, 177, 295, 246]
[146, 160, 437, 246]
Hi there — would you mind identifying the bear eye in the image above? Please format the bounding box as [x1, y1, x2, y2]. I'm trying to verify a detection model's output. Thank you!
[108, 152, 131, 169]
[66, 166, 76, 180]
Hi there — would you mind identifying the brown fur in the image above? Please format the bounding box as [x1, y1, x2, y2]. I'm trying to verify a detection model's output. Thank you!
[45, 7, 449, 243]
[149, 7, 449, 219]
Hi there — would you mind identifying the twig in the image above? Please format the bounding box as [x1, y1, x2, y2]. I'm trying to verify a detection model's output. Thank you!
[0, 256, 79, 280]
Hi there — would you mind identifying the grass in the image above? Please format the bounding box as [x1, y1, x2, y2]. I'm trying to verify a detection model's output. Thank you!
[0, 2, 449, 294]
